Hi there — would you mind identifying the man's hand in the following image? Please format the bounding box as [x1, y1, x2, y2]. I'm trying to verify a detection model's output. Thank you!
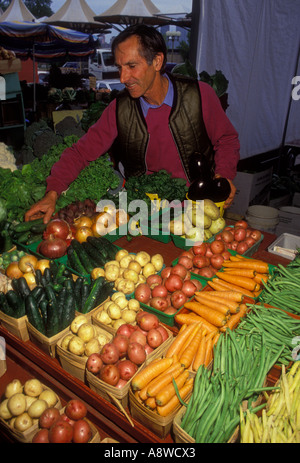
[24, 191, 58, 224]
[223, 178, 236, 209]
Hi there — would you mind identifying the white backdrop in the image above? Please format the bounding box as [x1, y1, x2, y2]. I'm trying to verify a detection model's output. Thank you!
[191, 0, 300, 159]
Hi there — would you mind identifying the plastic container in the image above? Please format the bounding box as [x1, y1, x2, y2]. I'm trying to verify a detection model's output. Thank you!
[246, 205, 279, 233]
[268, 233, 300, 260]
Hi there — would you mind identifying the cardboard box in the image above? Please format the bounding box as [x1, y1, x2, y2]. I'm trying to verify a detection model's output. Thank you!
[275, 206, 300, 236]
[229, 167, 273, 216]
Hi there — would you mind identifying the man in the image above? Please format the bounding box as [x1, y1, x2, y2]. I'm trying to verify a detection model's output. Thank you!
[25, 24, 240, 223]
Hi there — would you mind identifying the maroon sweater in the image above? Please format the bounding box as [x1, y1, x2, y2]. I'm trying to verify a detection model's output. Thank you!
[46, 82, 240, 195]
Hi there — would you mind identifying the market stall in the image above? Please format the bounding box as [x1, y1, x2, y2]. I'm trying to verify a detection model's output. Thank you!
[0, 172, 299, 444]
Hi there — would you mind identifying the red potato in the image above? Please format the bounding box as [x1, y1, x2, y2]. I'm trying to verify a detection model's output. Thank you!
[235, 220, 248, 229]
[192, 243, 207, 255]
[49, 420, 74, 444]
[100, 364, 120, 386]
[163, 307, 177, 315]
[164, 274, 183, 292]
[234, 227, 247, 242]
[100, 343, 120, 365]
[39, 407, 61, 430]
[112, 335, 129, 358]
[72, 419, 92, 444]
[116, 323, 136, 338]
[65, 399, 87, 421]
[193, 255, 209, 269]
[177, 256, 193, 270]
[127, 342, 146, 365]
[144, 343, 154, 355]
[151, 284, 168, 298]
[150, 296, 169, 311]
[171, 263, 189, 278]
[221, 229, 234, 243]
[138, 312, 159, 331]
[129, 330, 147, 346]
[181, 279, 198, 297]
[146, 273, 162, 289]
[197, 266, 216, 278]
[236, 241, 249, 254]
[179, 250, 194, 260]
[147, 328, 163, 349]
[250, 229, 262, 241]
[32, 428, 50, 443]
[160, 266, 172, 279]
[156, 325, 169, 343]
[134, 283, 151, 304]
[117, 359, 138, 381]
[210, 254, 225, 269]
[170, 290, 187, 309]
[210, 240, 225, 254]
[86, 353, 103, 374]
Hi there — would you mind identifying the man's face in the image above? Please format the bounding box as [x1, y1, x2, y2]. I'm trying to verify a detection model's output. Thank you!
[114, 35, 162, 102]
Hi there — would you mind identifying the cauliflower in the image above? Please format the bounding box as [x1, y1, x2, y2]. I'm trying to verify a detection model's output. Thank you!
[0, 143, 17, 171]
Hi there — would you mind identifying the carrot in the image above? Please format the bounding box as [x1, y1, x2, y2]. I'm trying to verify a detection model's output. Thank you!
[215, 271, 260, 292]
[156, 378, 194, 417]
[220, 303, 248, 332]
[179, 325, 203, 368]
[139, 359, 181, 400]
[165, 323, 198, 358]
[184, 301, 228, 327]
[203, 287, 244, 302]
[222, 260, 269, 273]
[146, 364, 184, 397]
[254, 273, 269, 285]
[194, 294, 231, 315]
[211, 278, 256, 298]
[192, 333, 206, 371]
[177, 323, 201, 358]
[195, 292, 241, 314]
[155, 370, 190, 406]
[131, 357, 173, 391]
[204, 335, 214, 367]
[223, 268, 257, 278]
[145, 397, 157, 410]
[175, 312, 219, 333]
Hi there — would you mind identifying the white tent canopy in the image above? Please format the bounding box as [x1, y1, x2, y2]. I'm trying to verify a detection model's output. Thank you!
[0, 0, 36, 22]
[190, 0, 300, 159]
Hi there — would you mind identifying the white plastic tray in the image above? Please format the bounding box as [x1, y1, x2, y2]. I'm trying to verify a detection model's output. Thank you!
[268, 233, 300, 260]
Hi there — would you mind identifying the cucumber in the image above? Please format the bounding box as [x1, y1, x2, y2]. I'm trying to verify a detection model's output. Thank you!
[44, 267, 52, 285]
[82, 277, 104, 314]
[56, 287, 67, 329]
[49, 261, 59, 280]
[61, 293, 76, 330]
[71, 240, 94, 273]
[80, 280, 91, 311]
[82, 241, 106, 267]
[39, 299, 48, 329]
[30, 222, 47, 234]
[46, 301, 60, 337]
[0, 292, 14, 317]
[74, 277, 83, 311]
[25, 294, 46, 335]
[35, 269, 43, 286]
[6, 290, 25, 318]
[14, 230, 30, 244]
[67, 246, 87, 275]
[25, 233, 43, 245]
[13, 218, 44, 233]
[17, 277, 31, 298]
[94, 281, 114, 308]
[86, 236, 109, 260]
[44, 284, 57, 303]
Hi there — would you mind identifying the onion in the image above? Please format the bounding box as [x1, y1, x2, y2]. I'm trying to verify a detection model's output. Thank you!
[44, 218, 70, 241]
[75, 226, 93, 243]
[74, 215, 93, 229]
[39, 235, 68, 259]
[35, 259, 50, 274]
[5, 262, 23, 279]
[18, 254, 38, 273]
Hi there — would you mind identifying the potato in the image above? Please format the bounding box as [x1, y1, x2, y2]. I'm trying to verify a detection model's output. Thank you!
[85, 338, 101, 357]
[0, 399, 13, 420]
[123, 269, 139, 284]
[142, 262, 156, 278]
[105, 264, 120, 282]
[61, 333, 73, 350]
[68, 336, 86, 356]
[115, 249, 129, 262]
[107, 302, 122, 320]
[111, 292, 125, 302]
[39, 389, 57, 408]
[112, 319, 126, 330]
[5, 379, 23, 399]
[71, 315, 88, 334]
[96, 310, 112, 325]
[116, 278, 135, 294]
[121, 309, 136, 324]
[137, 274, 146, 285]
[114, 295, 128, 309]
[135, 251, 151, 267]
[7, 393, 27, 416]
[119, 254, 134, 268]
[128, 298, 140, 312]
[28, 399, 48, 419]
[77, 323, 95, 343]
[14, 412, 33, 432]
[151, 254, 164, 272]
[104, 259, 119, 269]
[25, 395, 36, 411]
[24, 379, 43, 398]
[97, 333, 110, 347]
[128, 260, 142, 274]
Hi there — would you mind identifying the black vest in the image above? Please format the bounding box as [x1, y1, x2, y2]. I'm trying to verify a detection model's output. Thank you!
[111, 73, 214, 183]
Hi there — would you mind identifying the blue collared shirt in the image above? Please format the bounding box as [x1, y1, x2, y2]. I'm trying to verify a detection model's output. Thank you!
[140, 74, 174, 118]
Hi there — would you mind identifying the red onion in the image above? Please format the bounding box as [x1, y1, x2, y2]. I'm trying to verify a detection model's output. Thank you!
[43, 218, 70, 241]
[39, 235, 68, 258]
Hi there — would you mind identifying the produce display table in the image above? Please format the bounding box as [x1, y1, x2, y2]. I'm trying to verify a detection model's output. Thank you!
[0, 229, 292, 443]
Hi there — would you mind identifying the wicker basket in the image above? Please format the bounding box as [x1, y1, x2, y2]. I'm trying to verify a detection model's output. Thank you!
[56, 326, 112, 382]
[172, 406, 239, 443]
[0, 383, 62, 443]
[0, 312, 29, 341]
[26, 321, 70, 358]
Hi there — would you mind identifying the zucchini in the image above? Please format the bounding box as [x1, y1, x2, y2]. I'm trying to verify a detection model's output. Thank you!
[25, 294, 46, 335]
[17, 277, 31, 298]
[71, 240, 94, 273]
[46, 301, 60, 337]
[82, 277, 104, 314]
